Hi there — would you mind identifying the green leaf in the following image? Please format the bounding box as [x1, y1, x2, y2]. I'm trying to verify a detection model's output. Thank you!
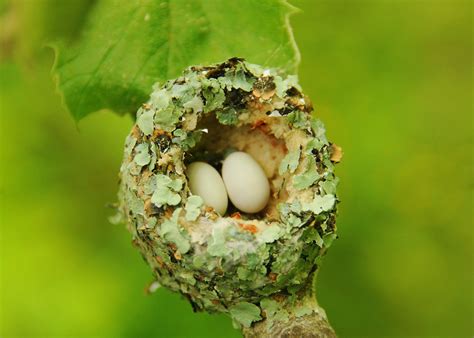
[52, 0, 300, 121]
[229, 302, 262, 328]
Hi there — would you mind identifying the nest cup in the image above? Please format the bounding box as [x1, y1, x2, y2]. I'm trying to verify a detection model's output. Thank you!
[117, 58, 340, 325]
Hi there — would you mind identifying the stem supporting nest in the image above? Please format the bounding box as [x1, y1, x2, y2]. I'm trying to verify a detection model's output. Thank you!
[242, 297, 336, 338]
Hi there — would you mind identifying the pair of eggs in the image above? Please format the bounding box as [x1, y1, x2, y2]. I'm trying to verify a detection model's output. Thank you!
[186, 152, 270, 215]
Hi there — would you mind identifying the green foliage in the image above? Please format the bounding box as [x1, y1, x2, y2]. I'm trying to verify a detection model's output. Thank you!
[52, 0, 300, 121]
[5, 0, 95, 61]
[1, 0, 472, 337]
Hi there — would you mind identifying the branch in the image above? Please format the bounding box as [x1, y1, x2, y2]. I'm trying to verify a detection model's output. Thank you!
[243, 310, 336, 338]
[242, 285, 336, 338]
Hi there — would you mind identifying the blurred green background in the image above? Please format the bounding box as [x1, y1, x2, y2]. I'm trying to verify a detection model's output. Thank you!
[0, 0, 472, 337]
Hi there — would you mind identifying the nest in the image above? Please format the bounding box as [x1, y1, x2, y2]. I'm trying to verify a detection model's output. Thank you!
[117, 58, 340, 326]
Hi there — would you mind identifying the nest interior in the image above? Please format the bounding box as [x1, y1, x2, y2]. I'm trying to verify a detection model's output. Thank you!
[185, 113, 289, 221]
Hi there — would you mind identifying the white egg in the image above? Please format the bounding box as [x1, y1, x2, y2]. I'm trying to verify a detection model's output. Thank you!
[186, 162, 228, 215]
[221, 151, 270, 213]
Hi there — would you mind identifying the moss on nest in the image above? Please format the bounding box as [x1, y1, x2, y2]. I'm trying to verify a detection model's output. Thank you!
[116, 58, 340, 329]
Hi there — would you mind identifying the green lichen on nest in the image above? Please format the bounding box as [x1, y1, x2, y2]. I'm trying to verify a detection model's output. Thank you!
[116, 58, 340, 329]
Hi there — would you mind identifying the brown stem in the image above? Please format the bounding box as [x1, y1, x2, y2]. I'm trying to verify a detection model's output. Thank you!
[242, 298, 336, 338]
[242, 278, 336, 338]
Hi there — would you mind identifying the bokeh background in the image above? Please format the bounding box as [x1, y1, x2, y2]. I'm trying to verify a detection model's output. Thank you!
[0, 0, 472, 337]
